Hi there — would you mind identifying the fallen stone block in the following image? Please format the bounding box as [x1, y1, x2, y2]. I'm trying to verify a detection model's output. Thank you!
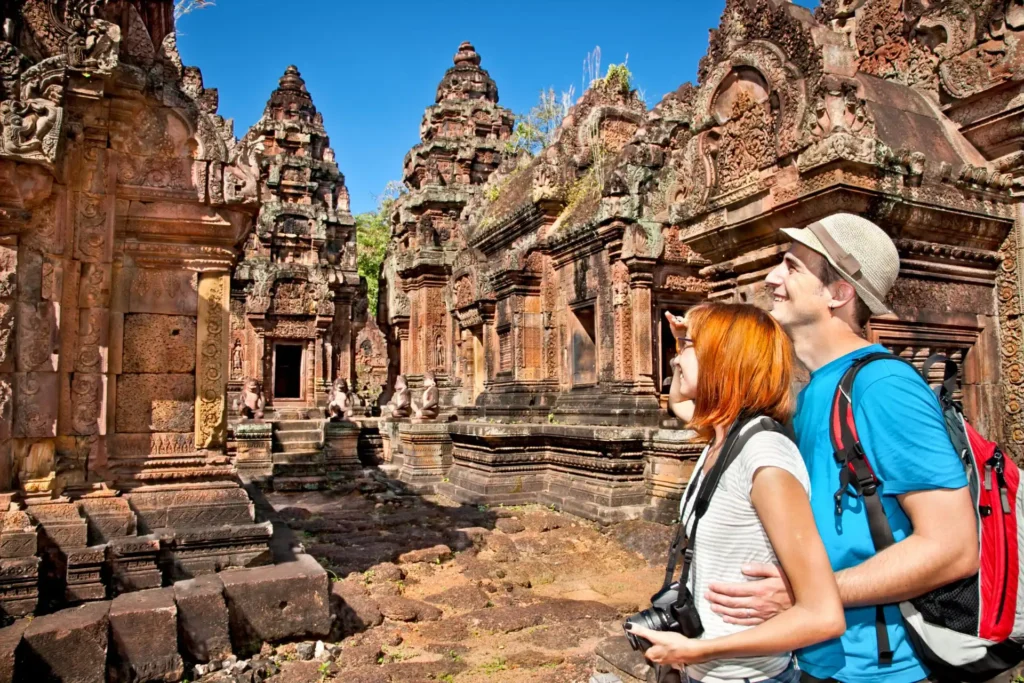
[376, 595, 441, 622]
[174, 573, 232, 664]
[220, 553, 330, 654]
[396, 544, 452, 565]
[108, 587, 183, 683]
[330, 581, 382, 639]
[0, 620, 27, 683]
[19, 601, 110, 683]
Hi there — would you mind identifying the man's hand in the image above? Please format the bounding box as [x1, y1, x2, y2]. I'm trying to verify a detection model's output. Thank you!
[705, 563, 794, 625]
[624, 624, 709, 665]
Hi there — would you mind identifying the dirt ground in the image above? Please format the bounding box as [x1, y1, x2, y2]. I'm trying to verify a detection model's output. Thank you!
[250, 469, 674, 683]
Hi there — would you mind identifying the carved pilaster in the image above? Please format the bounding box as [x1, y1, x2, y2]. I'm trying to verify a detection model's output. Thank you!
[630, 275, 655, 392]
[195, 272, 229, 450]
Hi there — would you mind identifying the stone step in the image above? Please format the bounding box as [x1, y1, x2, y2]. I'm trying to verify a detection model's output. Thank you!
[273, 420, 325, 431]
[273, 476, 328, 492]
[273, 440, 323, 453]
[274, 430, 322, 443]
[272, 451, 324, 464]
[273, 463, 327, 478]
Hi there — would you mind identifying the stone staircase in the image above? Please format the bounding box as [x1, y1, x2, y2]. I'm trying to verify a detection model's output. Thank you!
[271, 419, 328, 491]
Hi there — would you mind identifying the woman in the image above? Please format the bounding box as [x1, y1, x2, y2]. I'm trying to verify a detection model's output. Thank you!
[627, 303, 844, 682]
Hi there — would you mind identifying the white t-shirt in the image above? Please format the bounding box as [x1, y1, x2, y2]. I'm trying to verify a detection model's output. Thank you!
[678, 421, 810, 683]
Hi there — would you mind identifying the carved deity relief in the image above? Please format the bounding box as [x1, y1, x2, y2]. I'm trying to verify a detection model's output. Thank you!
[231, 339, 243, 379]
[812, 75, 873, 138]
[712, 90, 775, 192]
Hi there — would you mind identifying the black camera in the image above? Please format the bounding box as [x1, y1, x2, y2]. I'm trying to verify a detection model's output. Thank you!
[622, 581, 704, 652]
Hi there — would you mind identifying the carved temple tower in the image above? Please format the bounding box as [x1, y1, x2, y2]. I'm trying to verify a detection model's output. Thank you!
[230, 66, 359, 416]
[379, 42, 514, 410]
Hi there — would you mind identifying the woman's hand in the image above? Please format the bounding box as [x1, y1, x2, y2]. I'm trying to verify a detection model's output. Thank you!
[664, 311, 688, 340]
[624, 625, 710, 665]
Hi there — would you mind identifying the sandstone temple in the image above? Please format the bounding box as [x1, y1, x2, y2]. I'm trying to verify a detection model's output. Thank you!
[0, 0, 1023, 678]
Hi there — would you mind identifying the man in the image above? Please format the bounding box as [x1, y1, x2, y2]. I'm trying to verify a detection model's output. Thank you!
[704, 213, 978, 683]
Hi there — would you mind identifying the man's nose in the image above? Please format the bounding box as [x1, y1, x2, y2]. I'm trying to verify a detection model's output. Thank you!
[765, 263, 785, 286]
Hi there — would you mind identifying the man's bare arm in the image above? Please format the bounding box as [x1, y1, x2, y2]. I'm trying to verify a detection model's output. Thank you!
[834, 485, 977, 607]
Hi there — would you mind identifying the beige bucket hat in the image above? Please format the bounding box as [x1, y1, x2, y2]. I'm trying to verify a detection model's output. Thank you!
[780, 213, 900, 316]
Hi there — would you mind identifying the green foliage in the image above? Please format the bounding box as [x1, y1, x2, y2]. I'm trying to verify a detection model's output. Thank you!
[602, 58, 633, 94]
[505, 87, 575, 156]
[356, 181, 404, 316]
[479, 657, 508, 674]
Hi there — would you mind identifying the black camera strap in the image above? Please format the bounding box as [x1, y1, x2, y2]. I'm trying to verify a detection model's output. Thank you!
[662, 416, 789, 609]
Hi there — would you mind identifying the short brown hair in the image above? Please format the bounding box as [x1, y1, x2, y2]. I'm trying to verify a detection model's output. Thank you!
[686, 302, 795, 439]
[814, 259, 873, 331]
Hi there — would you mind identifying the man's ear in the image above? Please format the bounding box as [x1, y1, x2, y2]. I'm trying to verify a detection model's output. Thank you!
[829, 280, 858, 309]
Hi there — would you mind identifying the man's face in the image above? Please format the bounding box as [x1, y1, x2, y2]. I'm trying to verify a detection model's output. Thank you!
[765, 243, 833, 330]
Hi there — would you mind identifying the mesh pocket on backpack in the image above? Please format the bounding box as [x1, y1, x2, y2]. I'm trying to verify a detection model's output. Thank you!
[911, 574, 980, 635]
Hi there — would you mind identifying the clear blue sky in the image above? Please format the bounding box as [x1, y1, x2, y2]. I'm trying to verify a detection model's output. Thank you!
[177, 1, 815, 216]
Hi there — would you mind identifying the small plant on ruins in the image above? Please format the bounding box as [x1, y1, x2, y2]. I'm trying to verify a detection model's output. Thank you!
[317, 660, 332, 682]
[447, 650, 464, 663]
[505, 86, 575, 156]
[601, 59, 633, 95]
[480, 657, 508, 674]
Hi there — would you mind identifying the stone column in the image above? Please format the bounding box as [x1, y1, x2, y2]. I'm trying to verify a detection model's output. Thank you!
[336, 300, 353, 384]
[195, 271, 230, 450]
[631, 272, 656, 393]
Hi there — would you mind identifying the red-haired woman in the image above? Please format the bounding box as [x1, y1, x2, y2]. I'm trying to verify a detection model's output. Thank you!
[627, 303, 844, 682]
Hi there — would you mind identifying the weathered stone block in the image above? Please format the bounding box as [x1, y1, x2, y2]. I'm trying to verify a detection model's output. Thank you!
[109, 536, 162, 594]
[122, 314, 197, 374]
[220, 553, 330, 654]
[13, 371, 59, 438]
[0, 558, 39, 619]
[0, 510, 36, 559]
[173, 574, 232, 664]
[109, 588, 183, 683]
[78, 496, 136, 544]
[0, 620, 27, 683]
[128, 269, 199, 316]
[114, 373, 194, 433]
[65, 545, 108, 603]
[19, 601, 110, 683]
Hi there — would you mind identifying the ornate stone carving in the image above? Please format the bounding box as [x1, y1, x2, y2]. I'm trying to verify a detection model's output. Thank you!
[195, 273, 229, 450]
[232, 378, 265, 421]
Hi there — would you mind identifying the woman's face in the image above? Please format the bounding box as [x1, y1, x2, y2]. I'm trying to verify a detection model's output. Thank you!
[674, 321, 699, 401]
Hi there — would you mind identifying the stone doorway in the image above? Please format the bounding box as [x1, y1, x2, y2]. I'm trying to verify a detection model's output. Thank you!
[274, 343, 304, 399]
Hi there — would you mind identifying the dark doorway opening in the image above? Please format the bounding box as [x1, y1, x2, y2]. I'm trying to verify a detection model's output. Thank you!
[570, 305, 597, 386]
[274, 344, 302, 399]
[660, 313, 679, 394]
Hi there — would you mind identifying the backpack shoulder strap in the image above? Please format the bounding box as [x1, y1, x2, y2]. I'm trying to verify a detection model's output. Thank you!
[829, 351, 920, 666]
[662, 416, 789, 591]
[670, 416, 789, 609]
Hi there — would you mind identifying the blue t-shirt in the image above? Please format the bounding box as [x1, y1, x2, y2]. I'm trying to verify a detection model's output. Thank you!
[793, 345, 967, 683]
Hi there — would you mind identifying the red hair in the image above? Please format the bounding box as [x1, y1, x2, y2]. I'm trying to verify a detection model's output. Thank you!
[686, 302, 794, 439]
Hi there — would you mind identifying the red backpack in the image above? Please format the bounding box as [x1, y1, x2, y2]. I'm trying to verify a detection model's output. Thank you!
[830, 352, 1023, 682]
